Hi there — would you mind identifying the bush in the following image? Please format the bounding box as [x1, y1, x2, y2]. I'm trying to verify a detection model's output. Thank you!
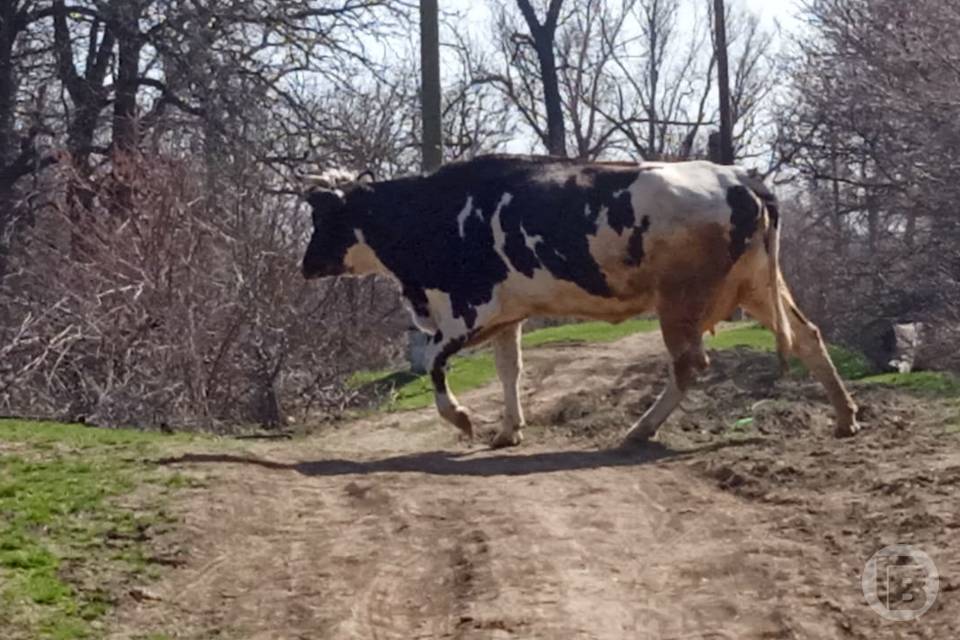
[0, 154, 405, 431]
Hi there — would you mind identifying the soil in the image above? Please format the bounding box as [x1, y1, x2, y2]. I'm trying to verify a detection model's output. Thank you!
[108, 332, 959, 639]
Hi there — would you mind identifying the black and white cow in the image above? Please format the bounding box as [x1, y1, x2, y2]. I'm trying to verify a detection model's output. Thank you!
[301, 154, 859, 447]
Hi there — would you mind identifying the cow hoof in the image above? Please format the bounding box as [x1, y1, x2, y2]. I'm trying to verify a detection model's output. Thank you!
[835, 421, 861, 438]
[491, 429, 524, 449]
[452, 410, 474, 439]
[623, 424, 656, 444]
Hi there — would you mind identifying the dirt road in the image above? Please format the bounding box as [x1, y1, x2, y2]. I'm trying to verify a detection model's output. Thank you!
[109, 332, 959, 639]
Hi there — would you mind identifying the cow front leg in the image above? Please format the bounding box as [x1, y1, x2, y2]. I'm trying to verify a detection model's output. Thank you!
[427, 334, 474, 440]
[624, 317, 709, 443]
[491, 322, 525, 448]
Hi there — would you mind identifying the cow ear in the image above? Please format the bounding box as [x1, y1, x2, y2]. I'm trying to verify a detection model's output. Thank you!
[306, 189, 345, 226]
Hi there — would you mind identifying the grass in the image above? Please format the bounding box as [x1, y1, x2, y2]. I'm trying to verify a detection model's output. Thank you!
[521, 318, 660, 347]
[705, 326, 959, 437]
[353, 319, 660, 411]
[704, 324, 778, 352]
[862, 374, 960, 435]
[860, 371, 960, 397]
[0, 420, 194, 639]
[705, 324, 874, 380]
[357, 319, 957, 413]
[378, 352, 498, 411]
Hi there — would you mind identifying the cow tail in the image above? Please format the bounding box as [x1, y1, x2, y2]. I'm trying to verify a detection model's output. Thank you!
[764, 197, 793, 371]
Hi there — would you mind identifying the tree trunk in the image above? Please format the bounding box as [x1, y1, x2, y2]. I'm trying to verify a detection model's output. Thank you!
[0, 0, 15, 171]
[646, 1, 658, 159]
[713, 0, 734, 165]
[419, 0, 442, 170]
[536, 35, 567, 157]
[53, 2, 114, 172]
[112, 2, 142, 155]
[0, 0, 17, 270]
[516, 0, 567, 157]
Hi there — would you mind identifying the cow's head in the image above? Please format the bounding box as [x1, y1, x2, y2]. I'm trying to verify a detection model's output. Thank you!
[300, 169, 374, 279]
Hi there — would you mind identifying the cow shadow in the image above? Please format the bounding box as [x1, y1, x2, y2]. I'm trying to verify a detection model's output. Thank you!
[154, 438, 764, 478]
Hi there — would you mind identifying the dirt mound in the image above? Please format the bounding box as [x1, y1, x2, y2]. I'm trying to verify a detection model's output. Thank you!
[531, 347, 836, 445]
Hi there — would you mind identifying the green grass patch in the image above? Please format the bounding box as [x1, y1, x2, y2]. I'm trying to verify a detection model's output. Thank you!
[705, 324, 776, 351]
[388, 353, 498, 411]
[0, 420, 191, 639]
[859, 371, 960, 397]
[828, 346, 874, 381]
[705, 324, 873, 380]
[521, 318, 659, 347]
[353, 319, 660, 412]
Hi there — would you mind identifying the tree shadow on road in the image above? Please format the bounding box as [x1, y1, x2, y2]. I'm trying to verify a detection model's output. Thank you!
[154, 438, 765, 478]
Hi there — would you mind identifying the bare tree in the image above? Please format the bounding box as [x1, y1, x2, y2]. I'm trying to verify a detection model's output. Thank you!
[477, 0, 772, 161]
[479, 0, 567, 156]
[776, 0, 960, 371]
[0, 0, 424, 429]
[554, 0, 629, 158]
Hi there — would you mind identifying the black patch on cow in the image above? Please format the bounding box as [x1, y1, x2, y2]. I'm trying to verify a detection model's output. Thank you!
[624, 215, 651, 267]
[323, 154, 646, 328]
[500, 216, 541, 278]
[302, 190, 353, 278]
[430, 335, 468, 391]
[433, 331, 444, 344]
[743, 190, 780, 252]
[402, 283, 431, 320]
[765, 200, 780, 229]
[727, 186, 760, 262]
[306, 190, 343, 221]
[594, 172, 636, 233]
[430, 367, 445, 391]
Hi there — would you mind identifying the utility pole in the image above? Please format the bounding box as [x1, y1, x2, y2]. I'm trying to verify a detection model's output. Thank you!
[420, 0, 442, 172]
[408, 0, 443, 373]
[713, 0, 734, 165]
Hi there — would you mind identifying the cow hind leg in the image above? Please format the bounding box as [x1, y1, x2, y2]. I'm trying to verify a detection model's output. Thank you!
[491, 321, 525, 448]
[742, 289, 860, 437]
[624, 316, 709, 443]
[427, 334, 474, 440]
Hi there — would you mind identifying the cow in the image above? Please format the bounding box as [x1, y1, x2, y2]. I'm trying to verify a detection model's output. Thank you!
[300, 154, 860, 448]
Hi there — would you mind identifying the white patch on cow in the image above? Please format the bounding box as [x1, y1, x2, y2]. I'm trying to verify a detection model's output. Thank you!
[488, 193, 514, 268]
[409, 312, 437, 334]
[456, 196, 474, 238]
[424, 274, 506, 344]
[595, 205, 610, 230]
[626, 160, 749, 235]
[424, 288, 471, 339]
[344, 229, 389, 275]
[520, 224, 543, 252]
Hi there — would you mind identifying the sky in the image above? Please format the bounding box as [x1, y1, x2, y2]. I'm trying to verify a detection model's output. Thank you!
[428, 0, 804, 157]
[741, 0, 802, 29]
[446, 0, 803, 38]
